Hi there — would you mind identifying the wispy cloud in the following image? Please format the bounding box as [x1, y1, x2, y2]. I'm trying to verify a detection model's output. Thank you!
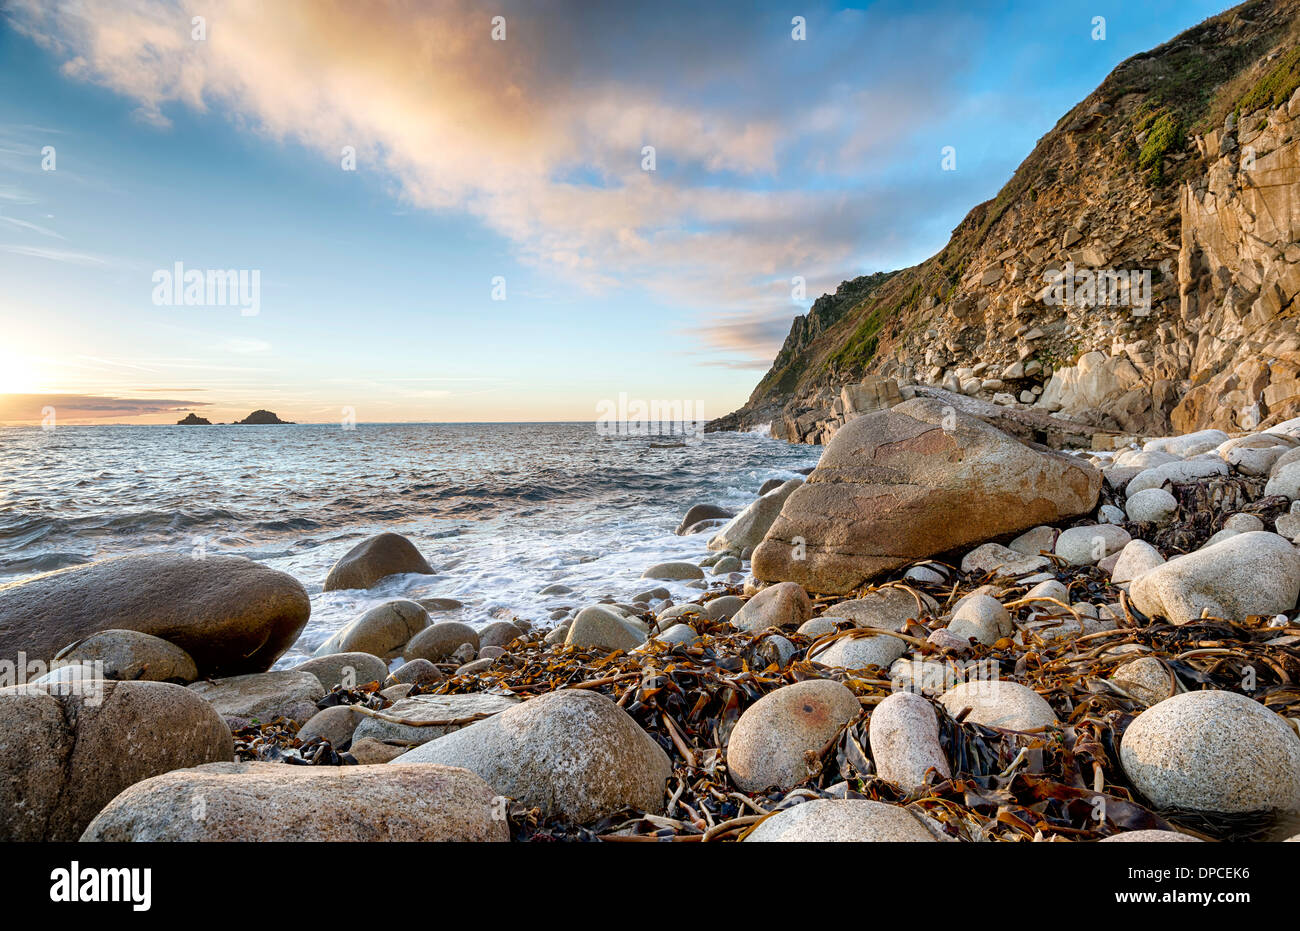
[0, 243, 108, 266]
[0, 392, 208, 423]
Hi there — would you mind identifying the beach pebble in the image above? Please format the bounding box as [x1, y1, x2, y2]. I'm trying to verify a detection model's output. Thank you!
[293, 652, 389, 691]
[403, 621, 481, 663]
[543, 625, 569, 645]
[478, 645, 506, 660]
[946, 594, 1012, 646]
[1129, 531, 1300, 624]
[478, 620, 523, 650]
[939, 680, 1058, 731]
[454, 658, 494, 676]
[1026, 578, 1069, 604]
[711, 555, 742, 575]
[0, 680, 232, 841]
[52, 629, 197, 684]
[1098, 504, 1126, 524]
[348, 737, 407, 764]
[354, 693, 518, 747]
[564, 605, 645, 652]
[744, 799, 936, 842]
[830, 586, 937, 630]
[314, 599, 430, 661]
[386, 658, 443, 688]
[1125, 487, 1178, 524]
[810, 631, 906, 669]
[731, 581, 813, 633]
[418, 597, 463, 612]
[188, 670, 325, 726]
[868, 692, 950, 788]
[1054, 524, 1131, 565]
[1266, 461, 1300, 500]
[657, 603, 705, 622]
[960, 543, 1049, 577]
[1110, 540, 1166, 586]
[632, 586, 671, 602]
[1110, 656, 1173, 705]
[640, 623, 699, 649]
[797, 616, 843, 638]
[726, 680, 860, 792]
[1225, 445, 1286, 476]
[1009, 525, 1058, 556]
[81, 762, 507, 842]
[1223, 512, 1265, 533]
[756, 634, 797, 669]
[641, 561, 705, 581]
[297, 705, 360, 747]
[703, 595, 745, 621]
[904, 565, 946, 584]
[1120, 690, 1300, 813]
[0, 553, 309, 678]
[323, 532, 434, 592]
[539, 583, 574, 596]
[890, 656, 961, 694]
[927, 627, 971, 653]
[395, 689, 671, 822]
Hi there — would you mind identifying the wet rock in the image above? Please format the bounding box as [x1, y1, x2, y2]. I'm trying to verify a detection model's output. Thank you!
[711, 555, 742, 575]
[188, 670, 325, 726]
[744, 799, 937, 842]
[292, 652, 389, 691]
[641, 561, 705, 581]
[707, 478, 803, 555]
[0, 554, 310, 677]
[81, 762, 508, 841]
[726, 679, 860, 791]
[939, 680, 1058, 731]
[1120, 690, 1300, 813]
[386, 658, 443, 688]
[478, 621, 523, 650]
[675, 503, 733, 534]
[313, 600, 430, 661]
[565, 605, 645, 652]
[323, 532, 434, 591]
[730, 582, 812, 633]
[868, 692, 950, 788]
[403, 621, 481, 663]
[395, 689, 671, 822]
[1129, 531, 1300, 624]
[0, 680, 233, 841]
[52, 629, 197, 683]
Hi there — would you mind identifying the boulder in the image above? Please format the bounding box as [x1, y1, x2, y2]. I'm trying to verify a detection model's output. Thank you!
[707, 479, 803, 555]
[810, 631, 907, 669]
[946, 593, 1012, 645]
[1126, 459, 1228, 497]
[703, 595, 746, 620]
[478, 620, 523, 649]
[1054, 524, 1131, 565]
[960, 543, 1050, 577]
[387, 658, 443, 687]
[394, 689, 671, 822]
[868, 692, 951, 788]
[744, 799, 937, 842]
[830, 586, 937, 629]
[1110, 656, 1173, 705]
[675, 504, 733, 535]
[188, 670, 325, 726]
[1144, 430, 1230, 457]
[753, 399, 1100, 593]
[726, 679, 860, 791]
[1125, 487, 1178, 523]
[0, 680, 233, 841]
[1110, 540, 1165, 585]
[297, 705, 361, 747]
[81, 762, 508, 841]
[353, 693, 519, 747]
[565, 605, 645, 652]
[1129, 531, 1300, 624]
[641, 561, 705, 581]
[1100, 830, 1202, 842]
[292, 652, 389, 691]
[1266, 461, 1300, 500]
[0, 554, 310, 677]
[52, 629, 197, 683]
[403, 620, 480, 662]
[322, 532, 434, 591]
[1120, 690, 1300, 813]
[939, 680, 1058, 731]
[730, 582, 812, 633]
[313, 599, 430, 660]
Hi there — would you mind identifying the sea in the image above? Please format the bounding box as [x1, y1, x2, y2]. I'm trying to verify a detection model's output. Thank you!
[0, 423, 820, 664]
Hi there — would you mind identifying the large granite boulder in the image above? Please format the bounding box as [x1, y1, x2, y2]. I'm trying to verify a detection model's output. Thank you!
[81, 762, 508, 841]
[394, 689, 670, 822]
[752, 398, 1100, 593]
[0, 554, 310, 677]
[0, 680, 233, 841]
[323, 533, 434, 591]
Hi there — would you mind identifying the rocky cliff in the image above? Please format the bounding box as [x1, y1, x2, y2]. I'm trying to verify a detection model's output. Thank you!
[711, 0, 1300, 446]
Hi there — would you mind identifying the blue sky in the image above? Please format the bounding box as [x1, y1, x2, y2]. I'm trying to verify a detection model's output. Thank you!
[0, 0, 1229, 423]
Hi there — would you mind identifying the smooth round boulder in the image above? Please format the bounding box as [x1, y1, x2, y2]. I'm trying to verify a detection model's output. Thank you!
[946, 594, 1012, 646]
[675, 504, 733, 535]
[744, 799, 936, 842]
[1129, 531, 1300, 625]
[726, 679, 860, 792]
[0, 680, 233, 841]
[1110, 656, 1173, 705]
[292, 652, 389, 691]
[564, 605, 645, 652]
[1110, 540, 1165, 586]
[314, 599, 429, 661]
[1120, 690, 1300, 814]
[404, 620, 480, 663]
[478, 621, 522, 650]
[53, 629, 197, 683]
[869, 691, 951, 789]
[1054, 524, 1132, 566]
[386, 658, 443, 688]
[1126, 487, 1178, 524]
[81, 762, 508, 841]
[1266, 461, 1300, 500]
[323, 532, 434, 591]
[641, 561, 705, 581]
[939, 680, 1058, 731]
[0, 554, 310, 677]
[704, 595, 746, 621]
[731, 582, 813, 633]
[810, 632, 906, 670]
[188, 669, 326, 726]
[353, 692, 519, 747]
[394, 689, 671, 822]
[297, 705, 361, 747]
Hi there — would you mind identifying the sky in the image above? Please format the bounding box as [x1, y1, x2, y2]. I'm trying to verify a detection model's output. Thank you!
[0, 0, 1230, 424]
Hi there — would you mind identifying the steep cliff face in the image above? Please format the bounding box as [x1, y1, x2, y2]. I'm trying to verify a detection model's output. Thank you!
[711, 0, 1300, 445]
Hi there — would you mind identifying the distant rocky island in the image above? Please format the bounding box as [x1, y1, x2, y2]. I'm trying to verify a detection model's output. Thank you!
[236, 410, 293, 425]
[176, 413, 211, 425]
